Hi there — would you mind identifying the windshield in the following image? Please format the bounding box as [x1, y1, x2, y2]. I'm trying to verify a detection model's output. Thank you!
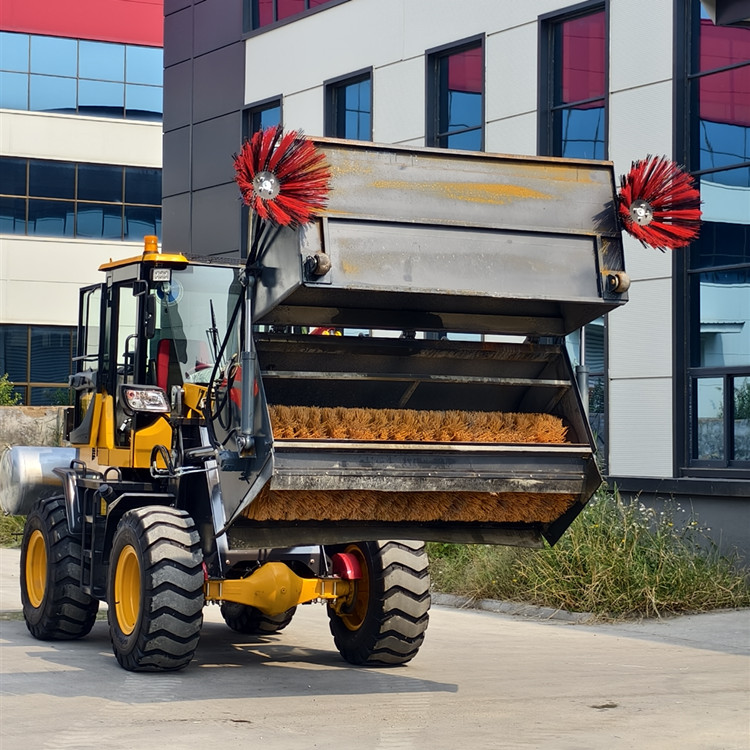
[149, 264, 242, 390]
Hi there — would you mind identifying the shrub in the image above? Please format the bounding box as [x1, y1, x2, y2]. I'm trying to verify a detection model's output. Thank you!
[427, 488, 750, 620]
[0, 373, 21, 406]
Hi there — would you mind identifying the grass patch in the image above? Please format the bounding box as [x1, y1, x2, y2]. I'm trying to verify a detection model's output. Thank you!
[428, 488, 750, 620]
[0, 515, 24, 548]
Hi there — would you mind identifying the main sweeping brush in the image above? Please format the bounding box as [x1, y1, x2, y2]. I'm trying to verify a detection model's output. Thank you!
[617, 155, 701, 251]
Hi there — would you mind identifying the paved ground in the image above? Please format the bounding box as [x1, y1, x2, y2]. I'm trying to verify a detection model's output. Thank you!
[1, 547, 749, 749]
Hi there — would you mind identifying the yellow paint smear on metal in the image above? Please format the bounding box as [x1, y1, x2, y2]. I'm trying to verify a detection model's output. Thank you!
[371, 180, 550, 205]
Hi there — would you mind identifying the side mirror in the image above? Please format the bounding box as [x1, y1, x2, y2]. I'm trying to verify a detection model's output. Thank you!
[144, 294, 157, 339]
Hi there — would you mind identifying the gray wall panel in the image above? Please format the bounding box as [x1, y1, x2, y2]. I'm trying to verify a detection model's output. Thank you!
[193, 43, 245, 123]
[165, 0, 192, 14]
[192, 184, 243, 256]
[162, 193, 192, 253]
[163, 126, 191, 197]
[194, 0, 243, 56]
[163, 61, 193, 131]
[192, 113, 242, 190]
[164, 7, 193, 67]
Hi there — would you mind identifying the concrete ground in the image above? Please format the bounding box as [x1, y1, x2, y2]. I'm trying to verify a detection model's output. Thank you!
[1, 547, 748, 749]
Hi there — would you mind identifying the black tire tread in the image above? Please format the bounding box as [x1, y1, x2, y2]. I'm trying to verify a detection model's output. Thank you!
[21, 497, 99, 641]
[108, 507, 204, 672]
[328, 540, 431, 666]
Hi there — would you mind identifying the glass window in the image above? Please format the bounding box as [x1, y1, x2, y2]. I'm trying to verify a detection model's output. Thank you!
[30, 327, 73, 383]
[0, 325, 28, 381]
[548, 9, 606, 159]
[735, 376, 750, 461]
[76, 204, 123, 239]
[0, 157, 27, 196]
[249, 0, 338, 30]
[125, 45, 162, 86]
[326, 74, 371, 140]
[694, 268, 750, 368]
[277, 0, 306, 20]
[125, 168, 161, 204]
[246, 100, 282, 135]
[29, 74, 77, 113]
[0, 71, 28, 109]
[29, 161, 75, 199]
[78, 79, 125, 117]
[681, 2, 750, 474]
[2, 35, 162, 120]
[5, 159, 161, 241]
[124, 205, 162, 240]
[28, 199, 75, 236]
[0, 197, 26, 234]
[0, 32, 29, 72]
[695, 377, 724, 460]
[78, 164, 124, 203]
[30, 35, 77, 77]
[428, 41, 483, 151]
[79, 41, 125, 82]
[125, 83, 163, 119]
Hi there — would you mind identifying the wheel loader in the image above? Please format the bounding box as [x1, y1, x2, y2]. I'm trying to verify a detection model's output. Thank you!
[0, 138, 633, 671]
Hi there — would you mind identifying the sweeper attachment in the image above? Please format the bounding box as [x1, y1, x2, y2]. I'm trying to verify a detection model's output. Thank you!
[3, 137, 697, 672]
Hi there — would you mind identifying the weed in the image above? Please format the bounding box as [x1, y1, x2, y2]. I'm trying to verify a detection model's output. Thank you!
[427, 487, 750, 620]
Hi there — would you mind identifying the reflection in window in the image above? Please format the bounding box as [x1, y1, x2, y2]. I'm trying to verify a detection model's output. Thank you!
[683, 4, 750, 473]
[735, 376, 750, 461]
[0, 157, 161, 241]
[0, 32, 163, 120]
[246, 100, 281, 135]
[0, 325, 75, 406]
[548, 9, 606, 159]
[696, 378, 724, 460]
[428, 41, 483, 151]
[326, 73, 371, 140]
[249, 0, 338, 30]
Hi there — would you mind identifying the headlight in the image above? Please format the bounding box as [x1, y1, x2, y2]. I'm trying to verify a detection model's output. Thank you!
[121, 386, 170, 413]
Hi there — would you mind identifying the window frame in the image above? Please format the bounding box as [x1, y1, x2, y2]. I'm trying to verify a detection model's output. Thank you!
[425, 35, 485, 151]
[244, 0, 349, 34]
[673, 0, 750, 479]
[537, 1, 608, 159]
[0, 157, 162, 241]
[0, 324, 76, 406]
[324, 68, 373, 141]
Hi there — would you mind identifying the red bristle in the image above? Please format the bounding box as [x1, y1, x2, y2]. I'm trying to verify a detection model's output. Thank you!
[617, 155, 701, 251]
[232, 125, 331, 228]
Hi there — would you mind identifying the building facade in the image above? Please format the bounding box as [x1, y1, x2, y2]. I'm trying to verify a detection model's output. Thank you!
[162, 0, 749, 557]
[0, 0, 164, 404]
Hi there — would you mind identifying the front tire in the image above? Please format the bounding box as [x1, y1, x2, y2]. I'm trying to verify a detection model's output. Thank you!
[327, 540, 431, 666]
[107, 507, 204, 671]
[20, 496, 99, 640]
[220, 601, 296, 634]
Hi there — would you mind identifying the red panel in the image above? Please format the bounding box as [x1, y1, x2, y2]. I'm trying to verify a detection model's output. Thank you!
[447, 47, 482, 94]
[2, 0, 163, 47]
[561, 11, 605, 105]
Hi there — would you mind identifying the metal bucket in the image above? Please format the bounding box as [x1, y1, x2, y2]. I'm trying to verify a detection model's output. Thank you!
[0, 446, 77, 516]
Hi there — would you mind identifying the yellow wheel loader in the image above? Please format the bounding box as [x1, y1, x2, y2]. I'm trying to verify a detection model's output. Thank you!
[1, 139, 631, 671]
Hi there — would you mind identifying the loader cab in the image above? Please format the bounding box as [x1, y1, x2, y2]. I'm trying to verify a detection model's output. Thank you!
[67, 237, 243, 469]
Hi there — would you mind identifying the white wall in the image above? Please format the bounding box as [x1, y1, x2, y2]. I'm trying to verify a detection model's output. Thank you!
[606, 0, 675, 476]
[0, 109, 162, 330]
[0, 110, 162, 166]
[0, 236, 141, 326]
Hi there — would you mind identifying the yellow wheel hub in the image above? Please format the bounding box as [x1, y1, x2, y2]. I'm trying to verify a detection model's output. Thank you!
[114, 544, 141, 635]
[338, 545, 369, 632]
[25, 529, 47, 609]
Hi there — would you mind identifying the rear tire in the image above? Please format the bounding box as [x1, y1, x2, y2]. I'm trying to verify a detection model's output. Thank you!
[220, 602, 296, 634]
[107, 507, 204, 671]
[20, 496, 99, 640]
[327, 540, 430, 666]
